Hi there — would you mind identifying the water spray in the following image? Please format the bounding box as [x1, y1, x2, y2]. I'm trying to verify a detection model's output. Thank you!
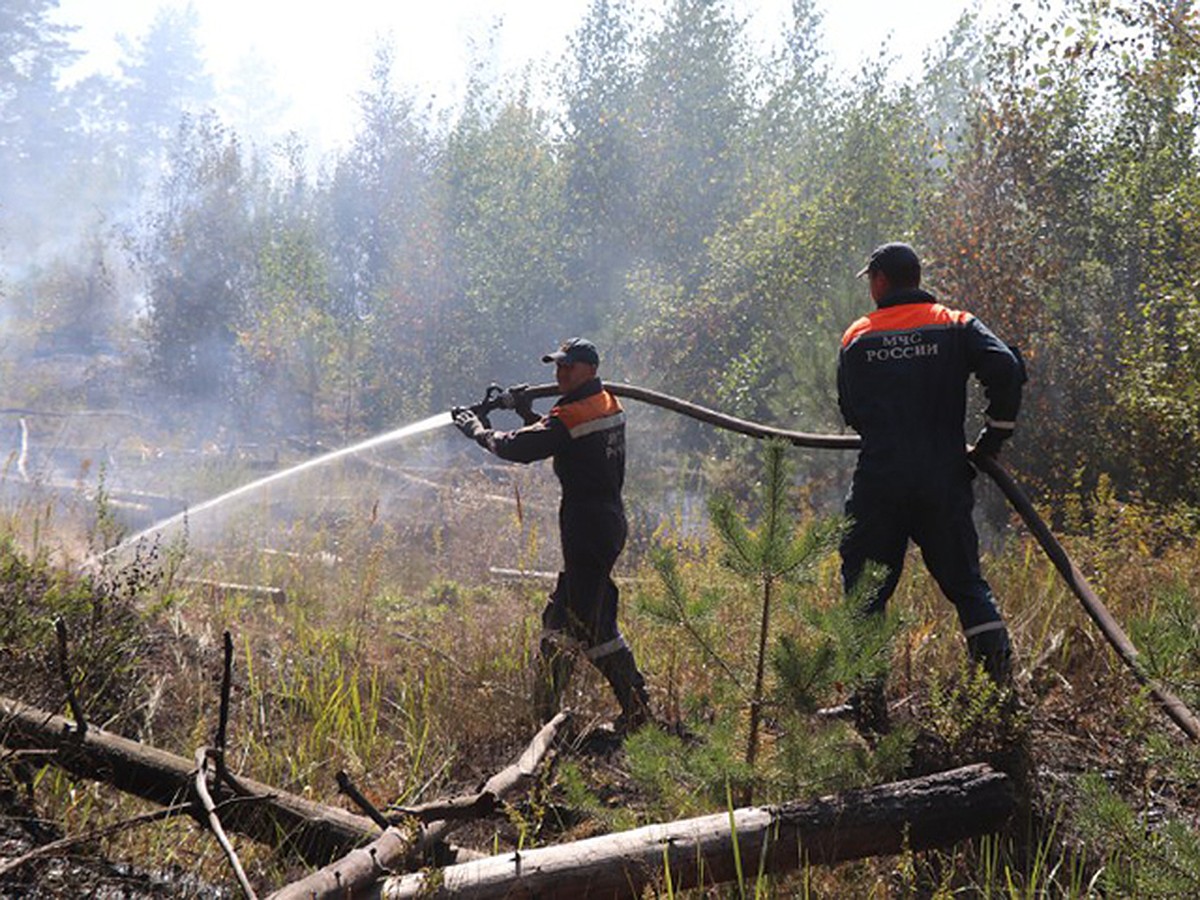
[86, 411, 453, 570]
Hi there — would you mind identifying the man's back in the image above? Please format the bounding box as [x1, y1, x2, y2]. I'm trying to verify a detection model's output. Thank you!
[838, 288, 1022, 489]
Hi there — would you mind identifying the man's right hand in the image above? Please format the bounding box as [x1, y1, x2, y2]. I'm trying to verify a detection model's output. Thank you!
[451, 407, 488, 443]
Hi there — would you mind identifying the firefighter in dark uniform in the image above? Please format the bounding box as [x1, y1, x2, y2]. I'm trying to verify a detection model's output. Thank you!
[837, 242, 1025, 726]
[452, 338, 652, 730]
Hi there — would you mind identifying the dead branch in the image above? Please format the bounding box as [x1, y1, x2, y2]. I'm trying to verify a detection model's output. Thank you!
[196, 747, 257, 899]
[268, 711, 570, 900]
[53, 618, 87, 738]
[386, 791, 496, 824]
[373, 763, 1013, 900]
[214, 630, 234, 788]
[337, 771, 391, 830]
[408, 708, 567, 862]
[0, 695, 377, 865]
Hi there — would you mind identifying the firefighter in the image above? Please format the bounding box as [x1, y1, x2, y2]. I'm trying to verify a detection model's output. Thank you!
[837, 242, 1026, 730]
[451, 338, 652, 731]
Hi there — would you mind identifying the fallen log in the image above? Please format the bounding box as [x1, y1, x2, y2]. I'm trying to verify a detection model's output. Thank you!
[0, 695, 377, 865]
[181, 578, 288, 605]
[270, 711, 569, 900]
[372, 763, 1012, 900]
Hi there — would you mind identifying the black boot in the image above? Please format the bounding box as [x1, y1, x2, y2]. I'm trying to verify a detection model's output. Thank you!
[967, 626, 1013, 685]
[816, 676, 890, 736]
[534, 637, 575, 723]
[845, 676, 890, 736]
[593, 647, 652, 733]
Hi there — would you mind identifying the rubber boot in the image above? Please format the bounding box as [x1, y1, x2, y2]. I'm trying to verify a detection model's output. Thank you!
[533, 638, 575, 724]
[850, 676, 890, 736]
[593, 647, 652, 733]
[817, 676, 890, 733]
[967, 626, 1013, 686]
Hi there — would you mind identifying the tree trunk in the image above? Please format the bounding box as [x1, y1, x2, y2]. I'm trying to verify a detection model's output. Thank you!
[0, 695, 376, 865]
[371, 763, 1012, 900]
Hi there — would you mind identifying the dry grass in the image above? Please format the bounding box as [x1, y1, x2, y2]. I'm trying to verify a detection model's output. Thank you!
[1, 440, 1199, 896]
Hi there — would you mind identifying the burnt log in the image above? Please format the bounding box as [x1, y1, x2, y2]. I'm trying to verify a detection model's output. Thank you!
[0, 695, 376, 865]
[372, 763, 1012, 900]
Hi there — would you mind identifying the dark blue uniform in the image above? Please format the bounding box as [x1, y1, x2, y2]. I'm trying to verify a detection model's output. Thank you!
[837, 288, 1024, 639]
[485, 378, 629, 659]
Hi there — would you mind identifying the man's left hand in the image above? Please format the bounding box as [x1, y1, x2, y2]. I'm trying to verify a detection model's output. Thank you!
[969, 426, 1008, 460]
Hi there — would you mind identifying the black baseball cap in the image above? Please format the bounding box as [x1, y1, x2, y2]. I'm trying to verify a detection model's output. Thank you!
[541, 337, 600, 366]
[856, 242, 922, 283]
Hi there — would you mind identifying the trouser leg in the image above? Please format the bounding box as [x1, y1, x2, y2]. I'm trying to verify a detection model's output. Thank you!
[840, 483, 909, 615]
[914, 482, 1012, 685]
[558, 503, 651, 727]
[835, 483, 908, 734]
[572, 569, 653, 729]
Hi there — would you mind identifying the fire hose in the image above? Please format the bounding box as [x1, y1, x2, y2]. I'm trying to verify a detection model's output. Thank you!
[465, 381, 1200, 742]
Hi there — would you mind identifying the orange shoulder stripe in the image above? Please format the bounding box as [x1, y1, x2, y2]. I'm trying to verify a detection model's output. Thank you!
[841, 303, 973, 347]
[553, 390, 624, 430]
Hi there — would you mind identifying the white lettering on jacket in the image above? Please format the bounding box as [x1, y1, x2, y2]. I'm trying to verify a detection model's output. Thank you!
[864, 333, 938, 363]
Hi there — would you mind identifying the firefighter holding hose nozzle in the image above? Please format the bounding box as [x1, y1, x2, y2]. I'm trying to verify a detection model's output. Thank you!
[451, 338, 653, 733]
[835, 242, 1027, 734]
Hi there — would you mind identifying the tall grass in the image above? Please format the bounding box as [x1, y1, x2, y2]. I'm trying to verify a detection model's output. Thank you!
[2, 441, 1200, 895]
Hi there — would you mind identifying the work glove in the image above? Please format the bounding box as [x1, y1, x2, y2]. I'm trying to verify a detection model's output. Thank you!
[970, 425, 1009, 461]
[499, 384, 537, 424]
[451, 407, 490, 446]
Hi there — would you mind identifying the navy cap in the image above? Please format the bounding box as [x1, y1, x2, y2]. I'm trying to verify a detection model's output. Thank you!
[542, 337, 600, 366]
[856, 242, 922, 283]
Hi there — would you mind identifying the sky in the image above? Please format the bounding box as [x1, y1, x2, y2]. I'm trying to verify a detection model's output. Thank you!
[52, 0, 986, 158]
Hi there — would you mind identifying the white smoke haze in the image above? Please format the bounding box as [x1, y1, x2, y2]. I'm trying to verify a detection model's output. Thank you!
[2, 0, 1018, 601]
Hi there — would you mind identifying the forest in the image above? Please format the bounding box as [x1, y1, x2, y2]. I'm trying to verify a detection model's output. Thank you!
[0, 0, 1195, 507]
[3, 0, 1200, 896]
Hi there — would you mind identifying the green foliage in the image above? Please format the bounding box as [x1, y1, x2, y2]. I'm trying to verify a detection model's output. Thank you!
[709, 440, 842, 767]
[0, 535, 158, 726]
[437, 91, 569, 391]
[643, 545, 745, 691]
[769, 711, 913, 799]
[624, 712, 754, 818]
[706, 443, 844, 586]
[136, 112, 256, 415]
[325, 45, 444, 428]
[114, 5, 214, 167]
[1073, 772, 1200, 897]
[771, 579, 899, 715]
[1131, 582, 1200, 709]
[922, 661, 1024, 767]
[0, 0, 87, 251]
[626, 0, 750, 290]
[554, 760, 639, 833]
[645, 440, 911, 806]
[559, 0, 642, 326]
